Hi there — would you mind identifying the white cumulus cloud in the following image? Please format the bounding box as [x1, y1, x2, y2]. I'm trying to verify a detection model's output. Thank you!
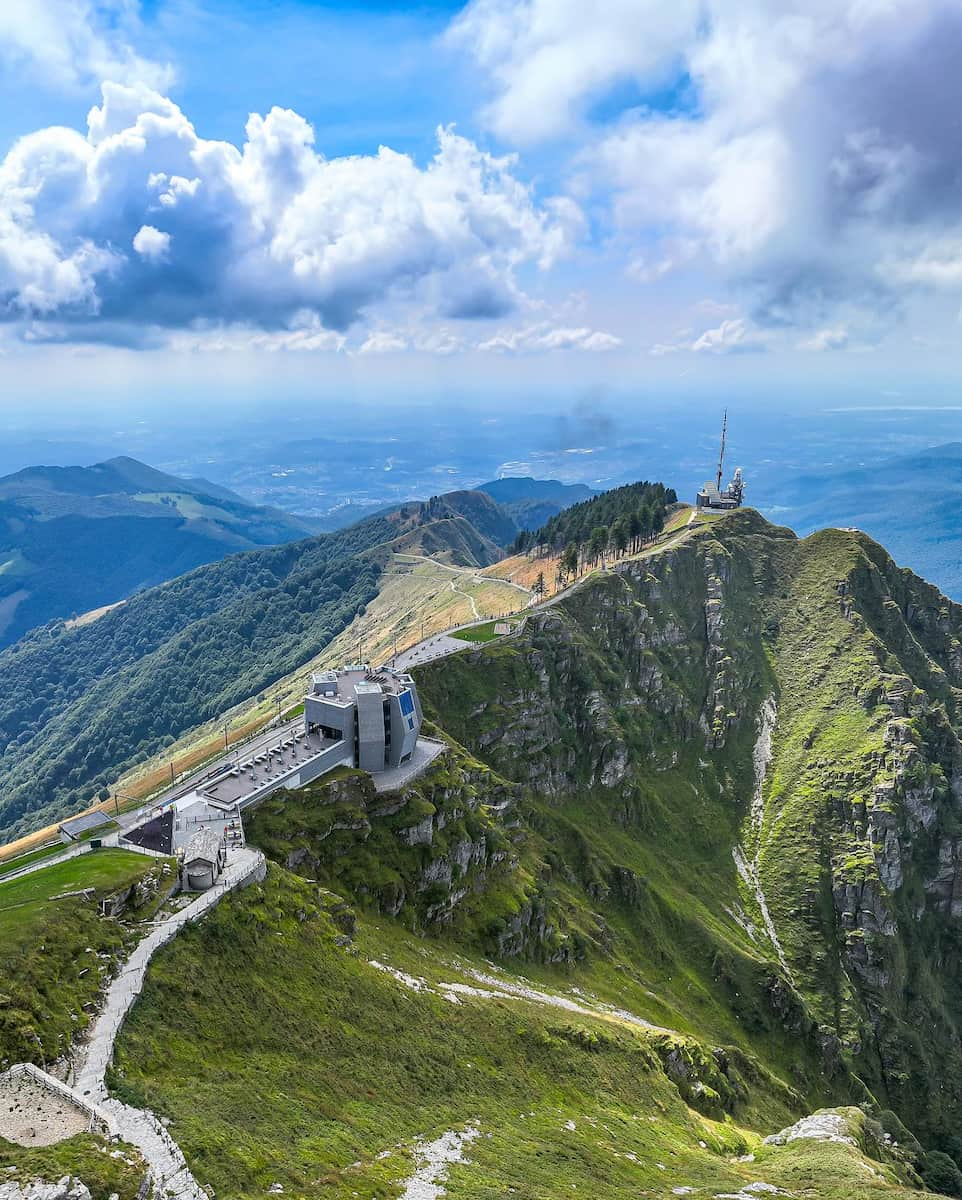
[0, 82, 580, 346]
[798, 326, 849, 352]
[651, 316, 768, 356]
[448, 0, 700, 144]
[454, 0, 962, 332]
[478, 322, 621, 353]
[0, 0, 172, 91]
[132, 224, 169, 261]
[358, 331, 409, 355]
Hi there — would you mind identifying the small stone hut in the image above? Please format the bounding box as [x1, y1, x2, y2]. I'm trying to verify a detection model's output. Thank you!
[179, 828, 227, 892]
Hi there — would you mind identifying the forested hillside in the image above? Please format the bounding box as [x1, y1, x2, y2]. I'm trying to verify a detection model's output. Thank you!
[512, 479, 676, 557]
[0, 456, 320, 648]
[0, 515, 393, 838]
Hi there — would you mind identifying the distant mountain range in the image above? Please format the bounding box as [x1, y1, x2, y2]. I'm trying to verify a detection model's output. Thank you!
[476, 476, 598, 530]
[766, 441, 962, 600]
[0, 456, 322, 649]
[0, 461, 595, 651]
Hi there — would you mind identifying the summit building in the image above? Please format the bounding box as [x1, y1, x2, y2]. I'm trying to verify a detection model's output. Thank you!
[304, 665, 423, 772]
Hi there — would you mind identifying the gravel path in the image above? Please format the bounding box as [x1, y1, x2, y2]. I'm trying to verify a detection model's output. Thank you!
[55, 846, 268, 1199]
[74, 846, 265, 1100]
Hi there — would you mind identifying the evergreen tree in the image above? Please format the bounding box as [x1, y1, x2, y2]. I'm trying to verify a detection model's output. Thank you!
[627, 509, 642, 553]
[589, 525, 609, 565]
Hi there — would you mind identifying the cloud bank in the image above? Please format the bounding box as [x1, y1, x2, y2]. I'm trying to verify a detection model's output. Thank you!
[0, 0, 171, 91]
[455, 0, 962, 334]
[0, 81, 581, 347]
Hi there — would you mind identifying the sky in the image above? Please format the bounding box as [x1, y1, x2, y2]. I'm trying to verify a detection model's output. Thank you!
[3, 0, 962, 409]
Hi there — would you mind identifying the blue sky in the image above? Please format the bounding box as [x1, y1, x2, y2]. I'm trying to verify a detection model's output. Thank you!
[2, 0, 962, 409]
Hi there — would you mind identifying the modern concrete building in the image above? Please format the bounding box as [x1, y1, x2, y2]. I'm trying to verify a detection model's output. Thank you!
[120, 665, 423, 864]
[304, 665, 423, 773]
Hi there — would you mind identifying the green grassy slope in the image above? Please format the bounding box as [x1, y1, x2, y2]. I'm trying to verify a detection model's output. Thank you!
[0, 849, 174, 1065]
[110, 866, 928, 1200]
[412, 509, 962, 1157]
[0, 1134, 146, 1200]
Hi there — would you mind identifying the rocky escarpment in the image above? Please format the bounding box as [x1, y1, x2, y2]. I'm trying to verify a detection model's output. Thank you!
[245, 748, 578, 959]
[746, 524, 962, 1144]
[414, 509, 962, 1158]
[421, 535, 777, 805]
[0, 1179, 94, 1200]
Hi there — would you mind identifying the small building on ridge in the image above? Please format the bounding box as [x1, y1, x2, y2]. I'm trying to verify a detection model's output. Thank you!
[179, 827, 227, 891]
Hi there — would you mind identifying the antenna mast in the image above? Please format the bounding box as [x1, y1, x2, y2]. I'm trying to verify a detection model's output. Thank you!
[716, 409, 727, 491]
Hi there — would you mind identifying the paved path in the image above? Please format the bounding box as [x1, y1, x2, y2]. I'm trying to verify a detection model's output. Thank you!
[392, 528, 700, 677]
[101, 1097, 207, 1200]
[3, 847, 265, 1199]
[74, 846, 265, 1100]
[73, 846, 265, 1197]
[4, 1064, 207, 1200]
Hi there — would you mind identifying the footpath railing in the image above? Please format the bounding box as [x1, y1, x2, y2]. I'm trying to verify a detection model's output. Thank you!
[2, 1062, 109, 1135]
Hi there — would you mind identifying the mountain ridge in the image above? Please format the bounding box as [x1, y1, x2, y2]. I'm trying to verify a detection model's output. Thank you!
[476, 475, 599, 529]
[8, 502, 962, 1198]
[0, 455, 323, 649]
[89, 502, 962, 1199]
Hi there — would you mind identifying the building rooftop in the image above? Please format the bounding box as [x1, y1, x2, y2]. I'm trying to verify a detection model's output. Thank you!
[59, 812, 110, 839]
[309, 665, 415, 704]
[199, 727, 343, 808]
[181, 827, 224, 866]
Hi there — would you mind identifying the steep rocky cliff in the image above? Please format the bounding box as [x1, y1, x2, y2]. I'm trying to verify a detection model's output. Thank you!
[408, 508, 962, 1157]
[244, 746, 564, 956]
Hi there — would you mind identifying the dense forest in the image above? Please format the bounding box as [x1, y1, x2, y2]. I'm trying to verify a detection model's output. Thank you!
[510, 480, 677, 576]
[0, 456, 320, 648]
[0, 514, 395, 839]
